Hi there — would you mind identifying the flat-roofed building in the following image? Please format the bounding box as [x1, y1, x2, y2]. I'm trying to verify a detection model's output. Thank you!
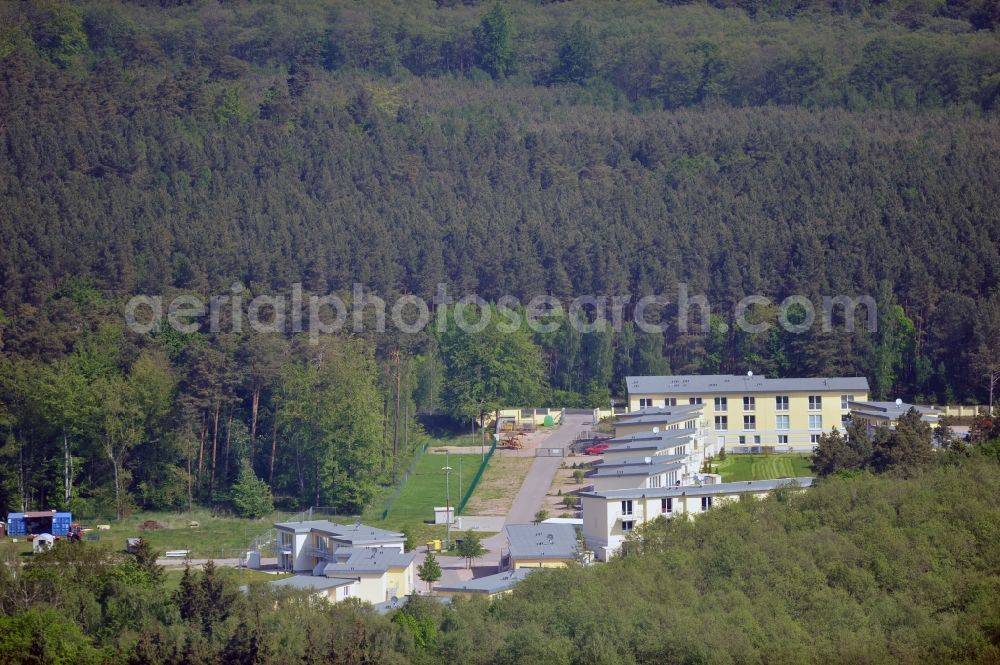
[849, 400, 941, 434]
[435, 569, 534, 600]
[504, 523, 580, 569]
[581, 477, 815, 560]
[625, 374, 870, 452]
[273, 520, 405, 573]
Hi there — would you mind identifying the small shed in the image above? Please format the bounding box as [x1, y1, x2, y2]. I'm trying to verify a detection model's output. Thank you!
[32, 533, 55, 553]
[433, 507, 455, 525]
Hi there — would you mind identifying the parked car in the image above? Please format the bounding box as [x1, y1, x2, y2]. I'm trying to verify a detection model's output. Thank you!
[584, 443, 610, 455]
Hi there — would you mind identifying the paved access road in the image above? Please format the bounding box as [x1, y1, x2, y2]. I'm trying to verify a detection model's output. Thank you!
[427, 413, 592, 585]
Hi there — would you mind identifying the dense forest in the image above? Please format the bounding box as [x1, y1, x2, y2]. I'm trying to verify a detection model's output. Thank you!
[1, 0, 1000, 516]
[2, 434, 999, 664]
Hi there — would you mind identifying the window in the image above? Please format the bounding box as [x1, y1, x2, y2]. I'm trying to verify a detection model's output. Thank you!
[776, 414, 790, 430]
[743, 396, 755, 411]
[621, 520, 634, 532]
[701, 497, 713, 511]
[754, 435, 761, 445]
[661, 498, 673, 514]
[775, 395, 789, 411]
[744, 415, 756, 431]
[714, 415, 728, 431]
[621, 500, 633, 516]
[649, 475, 662, 488]
[778, 434, 788, 445]
[841, 414, 851, 426]
[665, 398, 677, 406]
[809, 414, 822, 430]
[809, 395, 822, 410]
[689, 397, 703, 405]
[639, 398, 653, 408]
[810, 434, 820, 445]
[739, 435, 746, 445]
[714, 396, 727, 411]
[841, 395, 853, 410]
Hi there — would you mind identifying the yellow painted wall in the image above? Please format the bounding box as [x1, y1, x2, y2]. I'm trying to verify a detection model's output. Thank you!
[352, 575, 387, 604]
[511, 558, 572, 569]
[627, 390, 868, 446]
[385, 564, 413, 597]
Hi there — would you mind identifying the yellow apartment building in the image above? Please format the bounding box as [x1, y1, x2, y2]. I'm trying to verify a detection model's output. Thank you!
[625, 374, 870, 451]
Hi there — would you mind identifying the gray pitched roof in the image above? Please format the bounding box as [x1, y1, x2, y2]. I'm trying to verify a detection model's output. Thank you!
[322, 547, 416, 575]
[435, 568, 534, 594]
[589, 460, 685, 478]
[606, 428, 695, 444]
[626, 374, 869, 395]
[594, 454, 687, 468]
[581, 477, 815, 500]
[615, 410, 703, 427]
[268, 575, 358, 592]
[273, 519, 404, 545]
[849, 401, 940, 421]
[618, 404, 703, 420]
[505, 523, 579, 560]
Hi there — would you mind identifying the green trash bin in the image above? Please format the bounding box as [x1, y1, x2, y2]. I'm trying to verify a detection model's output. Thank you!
[543, 415, 555, 427]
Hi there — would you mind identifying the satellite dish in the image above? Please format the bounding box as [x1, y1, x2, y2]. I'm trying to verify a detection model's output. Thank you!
[895, 398, 903, 406]
[390, 596, 399, 604]
[644, 456, 652, 464]
[652, 426, 660, 434]
[747, 370, 753, 377]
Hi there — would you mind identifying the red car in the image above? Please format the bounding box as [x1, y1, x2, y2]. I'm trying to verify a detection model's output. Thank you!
[583, 443, 610, 455]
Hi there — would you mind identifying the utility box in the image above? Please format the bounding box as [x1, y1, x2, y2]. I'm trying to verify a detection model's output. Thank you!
[433, 507, 455, 525]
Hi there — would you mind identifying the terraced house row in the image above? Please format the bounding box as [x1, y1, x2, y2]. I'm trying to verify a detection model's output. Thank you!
[578, 373, 883, 560]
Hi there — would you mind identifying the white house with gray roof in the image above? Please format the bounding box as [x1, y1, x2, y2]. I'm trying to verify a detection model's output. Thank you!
[849, 400, 941, 433]
[504, 523, 581, 569]
[581, 477, 815, 560]
[267, 520, 414, 605]
[274, 519, 405, 573]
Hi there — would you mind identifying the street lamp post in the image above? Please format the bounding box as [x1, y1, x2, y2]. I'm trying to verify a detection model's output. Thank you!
[443, 451, 452, 548]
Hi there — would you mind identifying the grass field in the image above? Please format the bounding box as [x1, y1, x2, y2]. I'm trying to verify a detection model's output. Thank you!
[463, 455, 534, 516]
[1, 509, 293, 559]
[360, 452, 467, 545]
[714, 454, 814, 482]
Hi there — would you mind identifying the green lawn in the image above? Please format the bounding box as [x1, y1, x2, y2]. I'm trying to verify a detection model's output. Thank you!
[713, 454, 814, 482]
[361, 451, 479, 545]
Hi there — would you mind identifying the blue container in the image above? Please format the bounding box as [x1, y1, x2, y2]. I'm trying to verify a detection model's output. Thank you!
[7, 513, 26, 536]
[52, 512, 72, 536]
